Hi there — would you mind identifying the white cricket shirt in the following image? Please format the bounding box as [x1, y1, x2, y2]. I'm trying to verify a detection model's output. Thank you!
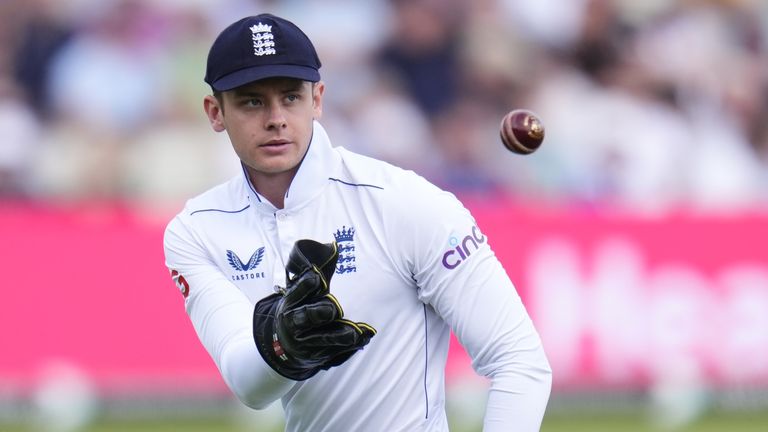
[164, 122, 551, 431]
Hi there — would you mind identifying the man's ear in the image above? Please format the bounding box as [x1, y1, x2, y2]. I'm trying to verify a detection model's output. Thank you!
[203, 95, 226, 132]
[312, 81, 325, 120]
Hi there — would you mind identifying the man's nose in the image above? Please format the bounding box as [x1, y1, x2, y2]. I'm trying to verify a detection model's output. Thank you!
[266, 104, 287, 129]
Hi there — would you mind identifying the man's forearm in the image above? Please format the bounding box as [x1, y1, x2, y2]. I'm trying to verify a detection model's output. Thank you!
[483, 362, 553, 432]
[220, 335, 294, 409]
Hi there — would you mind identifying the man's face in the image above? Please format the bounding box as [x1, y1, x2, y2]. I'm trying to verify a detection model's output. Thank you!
[206, 78, 323, 177]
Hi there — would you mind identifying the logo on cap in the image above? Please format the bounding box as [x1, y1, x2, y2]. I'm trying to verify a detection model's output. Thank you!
[205, 14, 322, 91]
[250, 23, 276, 56]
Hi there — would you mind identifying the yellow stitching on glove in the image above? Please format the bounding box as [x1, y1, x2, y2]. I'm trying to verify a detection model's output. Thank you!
[311, 264, 329, 290]
[356, 322, 377, 335]
[325, 293, 344, 317]
[319, 242, 338, 269]
[337, 318, 361, 333]
[337, 319, 377, 335]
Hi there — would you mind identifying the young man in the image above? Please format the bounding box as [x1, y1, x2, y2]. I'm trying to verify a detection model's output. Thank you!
[164, 14, 551, 431]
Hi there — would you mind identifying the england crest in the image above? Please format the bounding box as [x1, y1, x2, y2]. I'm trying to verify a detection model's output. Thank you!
[250, 22, 276, 56]
[333, 226, 356, 274]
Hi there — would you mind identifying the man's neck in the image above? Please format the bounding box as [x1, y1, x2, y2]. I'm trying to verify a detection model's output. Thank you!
[247, 168, 298, 210]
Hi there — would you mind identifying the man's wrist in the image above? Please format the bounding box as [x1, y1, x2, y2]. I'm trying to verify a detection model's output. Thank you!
[253, 294, 322, 381]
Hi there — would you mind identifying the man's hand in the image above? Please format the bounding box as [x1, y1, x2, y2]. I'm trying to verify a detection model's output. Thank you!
[253, 239, 376, 381]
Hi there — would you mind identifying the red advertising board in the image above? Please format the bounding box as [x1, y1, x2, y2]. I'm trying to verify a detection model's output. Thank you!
[467, 199, 768, 389]
[2, 201, 767, 392]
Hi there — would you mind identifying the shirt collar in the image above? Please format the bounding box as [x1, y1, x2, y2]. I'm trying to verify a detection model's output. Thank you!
[244, 121, 341, 212]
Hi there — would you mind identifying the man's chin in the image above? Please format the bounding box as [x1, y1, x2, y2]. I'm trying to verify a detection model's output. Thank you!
[245, 160, 301, 177]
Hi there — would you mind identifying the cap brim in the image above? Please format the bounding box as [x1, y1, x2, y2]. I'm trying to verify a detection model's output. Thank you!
[210, 65, 320, 91]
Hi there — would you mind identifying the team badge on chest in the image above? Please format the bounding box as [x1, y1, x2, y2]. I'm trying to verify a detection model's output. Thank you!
[333, 226, 357, 274]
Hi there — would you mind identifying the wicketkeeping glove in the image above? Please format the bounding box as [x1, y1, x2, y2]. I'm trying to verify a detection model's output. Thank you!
[253, 239, 376, 381]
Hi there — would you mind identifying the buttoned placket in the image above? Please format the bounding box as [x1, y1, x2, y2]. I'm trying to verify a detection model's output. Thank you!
[272, 209, 300, 291]
[243, 121, 340, 293]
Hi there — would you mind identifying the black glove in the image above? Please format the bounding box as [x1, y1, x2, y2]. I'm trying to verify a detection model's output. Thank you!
[253, 239, 376, 381]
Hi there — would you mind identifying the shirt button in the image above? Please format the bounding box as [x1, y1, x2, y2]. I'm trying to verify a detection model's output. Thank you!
[277, 213, 287, 222]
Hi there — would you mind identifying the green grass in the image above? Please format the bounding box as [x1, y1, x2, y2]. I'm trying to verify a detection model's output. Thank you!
[541, 411, 768, 432]
[3, 411, 767, 432]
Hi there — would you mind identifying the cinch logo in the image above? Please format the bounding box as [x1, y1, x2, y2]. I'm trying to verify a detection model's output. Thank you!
[227, 247, 266, 281]
[441, 226, 487, 270]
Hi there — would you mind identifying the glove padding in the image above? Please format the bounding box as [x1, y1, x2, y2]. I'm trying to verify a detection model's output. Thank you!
[253, 239, 376, 381]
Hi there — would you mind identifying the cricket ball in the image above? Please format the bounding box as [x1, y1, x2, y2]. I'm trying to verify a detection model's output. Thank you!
[500, 109, 545, 154]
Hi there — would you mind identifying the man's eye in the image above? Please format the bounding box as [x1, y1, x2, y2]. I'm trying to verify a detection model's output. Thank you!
[286, 94, 299, 102]
[245, 99, 262, 107]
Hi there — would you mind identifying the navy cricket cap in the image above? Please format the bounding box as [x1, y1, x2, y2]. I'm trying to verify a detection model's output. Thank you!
[204, 14, 321, 91]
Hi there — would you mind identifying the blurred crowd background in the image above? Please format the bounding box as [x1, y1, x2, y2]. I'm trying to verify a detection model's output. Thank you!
[1, 0, 767, 212]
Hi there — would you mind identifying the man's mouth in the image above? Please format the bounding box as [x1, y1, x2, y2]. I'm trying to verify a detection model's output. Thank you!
[262, 139, 291, 148]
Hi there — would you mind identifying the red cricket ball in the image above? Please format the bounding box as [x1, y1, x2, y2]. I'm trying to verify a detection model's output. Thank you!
[500, 109, 545, 155]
